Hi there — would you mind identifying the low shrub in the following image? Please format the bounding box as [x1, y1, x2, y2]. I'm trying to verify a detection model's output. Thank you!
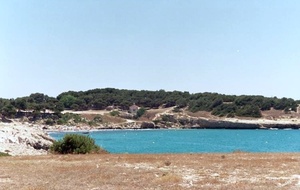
[0, 152, 10, 157]
[67, 113, 85, 122]
[45, 119, 55, 126]
[93, 115, 102, 122]
[236, 105, 262, 118]
[136, 107, 146, 118]
[110, 111, 120, 116]
[161, 114, 176, 123]
[172, 107, 182, 113]
[56, 118, 65, 125]
[50, 134, 106, 154]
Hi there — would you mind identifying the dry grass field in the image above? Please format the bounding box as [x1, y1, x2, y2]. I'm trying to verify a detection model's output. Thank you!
[1, 153, 300, 190]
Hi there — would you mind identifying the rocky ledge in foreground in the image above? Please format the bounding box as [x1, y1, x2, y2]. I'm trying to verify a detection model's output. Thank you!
[0, 123, 55, 156]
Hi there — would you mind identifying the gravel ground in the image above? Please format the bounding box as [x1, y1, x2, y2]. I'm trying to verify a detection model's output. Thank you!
[0, 153, 299, 190]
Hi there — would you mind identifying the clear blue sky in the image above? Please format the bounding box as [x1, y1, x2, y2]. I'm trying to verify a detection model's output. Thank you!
[1, 1, 300, 99]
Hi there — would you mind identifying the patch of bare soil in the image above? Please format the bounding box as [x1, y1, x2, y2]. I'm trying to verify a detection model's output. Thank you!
[1, 153, 299, 190]
[262, 109, 300, 120]
[185, 111, 218, 119]
[138, 109, 163, 121]
[86, 113, 126, 124]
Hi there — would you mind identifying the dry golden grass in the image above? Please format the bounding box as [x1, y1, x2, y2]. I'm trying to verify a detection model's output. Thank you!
[1, 153, 300, 190]
[142, 109, 163, 120]
[98, 114, 126, 124]
[186, 111, 218, 119]
[261, 109, 300, 119]
[81, 113, 128, 124]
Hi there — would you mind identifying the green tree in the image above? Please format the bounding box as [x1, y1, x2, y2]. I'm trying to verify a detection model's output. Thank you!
[274, 97, 297, 111]
[54, 102, 64, 113]
[59, 95, 78, 109]
[2, 104, 17, 118]
[176, 98, 188, 108]
[136, 107, 146, 118]
[210, 98, 223, 109]
[261, 99, 275, 110]
[188, 98, 213, 112]
[0, 98, 10, 110]
[212, 104, 237, 117]
[91, 99, 106, 110]
[236, 105, 262, 118]
[29, 93, 46, 104]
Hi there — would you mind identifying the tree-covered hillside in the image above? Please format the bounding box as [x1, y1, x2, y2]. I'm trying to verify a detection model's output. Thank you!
[0, 88, 299, 119]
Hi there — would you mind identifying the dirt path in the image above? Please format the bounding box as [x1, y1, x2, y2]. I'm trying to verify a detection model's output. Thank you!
[152, 107, 175, 121]
[62, 110, 110, 115]
[1, 153, 299, 190]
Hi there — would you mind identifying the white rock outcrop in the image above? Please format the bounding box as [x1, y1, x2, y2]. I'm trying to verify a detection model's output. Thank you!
[0, 123, 54, 156]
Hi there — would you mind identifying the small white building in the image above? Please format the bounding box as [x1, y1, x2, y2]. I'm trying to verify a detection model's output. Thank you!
[129, 104, 139, 114]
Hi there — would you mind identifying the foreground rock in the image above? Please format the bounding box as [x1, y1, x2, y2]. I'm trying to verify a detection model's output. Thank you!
[0, 123, 54, 156]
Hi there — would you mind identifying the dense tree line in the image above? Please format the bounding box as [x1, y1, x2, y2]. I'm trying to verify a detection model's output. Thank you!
[0, 88, 299, 119]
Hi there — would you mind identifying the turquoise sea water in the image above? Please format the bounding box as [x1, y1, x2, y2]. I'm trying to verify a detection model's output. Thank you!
[49, 129, 300, 153]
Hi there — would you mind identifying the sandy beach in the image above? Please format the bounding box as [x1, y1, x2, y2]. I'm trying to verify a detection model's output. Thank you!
[1, 117, 300, 156]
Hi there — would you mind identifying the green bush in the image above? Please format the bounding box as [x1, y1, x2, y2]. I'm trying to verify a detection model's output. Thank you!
[57, 118, 66, 125]
[59, 113, 86, 124]
[45, 119, 55, 125]
[0, 152, 10, 157]
[50, 134, 105, 154]
[172, 107, 182, 113]
[110, 111, 120, 116]
[161, 114, 176, 123]
[136, 107, 146, 118]
[93, 115, 102, 122]
[236, 105, 262, 118]
[211, 104, 237, 117]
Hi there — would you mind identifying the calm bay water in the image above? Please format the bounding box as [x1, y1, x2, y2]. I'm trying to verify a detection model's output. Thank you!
[49, 129, 300, 153]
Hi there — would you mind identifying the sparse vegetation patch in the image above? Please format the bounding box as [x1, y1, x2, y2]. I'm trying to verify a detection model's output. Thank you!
[0, 152, 10, 157]
[50, 134, 106, 154]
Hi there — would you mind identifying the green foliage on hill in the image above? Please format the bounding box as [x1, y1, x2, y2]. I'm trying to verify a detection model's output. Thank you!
[136, 107, 146, 118]
[55, 113, 87, 125]
[50, 134, 104, 154]
[211, 104, 237, 117]
[236, 105, 262, 118]
[0, 88, 299, 119]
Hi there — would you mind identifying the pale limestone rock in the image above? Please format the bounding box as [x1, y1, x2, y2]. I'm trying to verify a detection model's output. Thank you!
[0, 123, 54, 156]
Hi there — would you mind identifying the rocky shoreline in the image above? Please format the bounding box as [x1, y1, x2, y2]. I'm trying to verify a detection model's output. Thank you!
[0, 122, 54, 156]
[1, 117, 300, 156]
[44, 117, 300, 131]
[184, 118, 300, 129]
